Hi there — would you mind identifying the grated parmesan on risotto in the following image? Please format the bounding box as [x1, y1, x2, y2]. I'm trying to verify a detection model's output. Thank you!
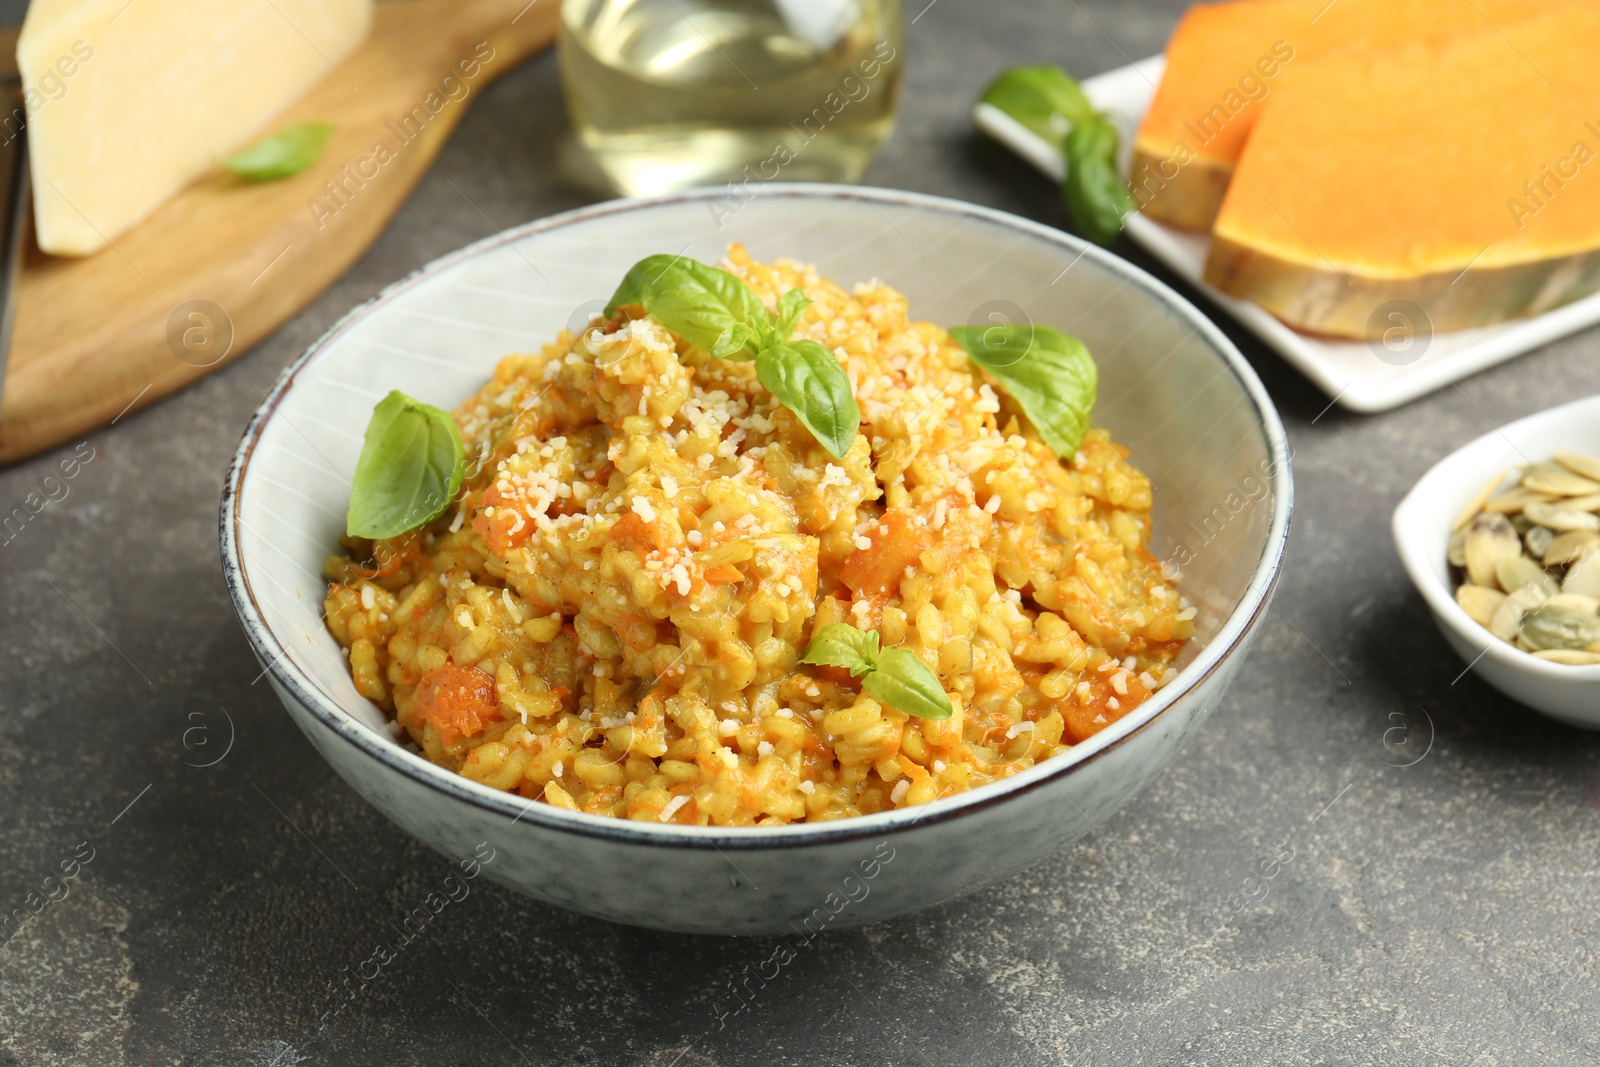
[323, 247, 1192, 826]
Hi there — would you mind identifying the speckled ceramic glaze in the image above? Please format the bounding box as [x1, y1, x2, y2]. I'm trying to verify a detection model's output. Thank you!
[1394, 394, 1600, 730]
[220, 185, 1292, 935]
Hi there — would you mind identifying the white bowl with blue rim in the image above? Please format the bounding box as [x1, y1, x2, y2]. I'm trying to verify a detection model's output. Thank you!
[220, 184, 1293, 934]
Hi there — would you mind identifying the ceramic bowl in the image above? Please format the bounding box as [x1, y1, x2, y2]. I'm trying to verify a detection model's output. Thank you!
[220, 184, 1293, 934]
[1393, 394, 1600, 730]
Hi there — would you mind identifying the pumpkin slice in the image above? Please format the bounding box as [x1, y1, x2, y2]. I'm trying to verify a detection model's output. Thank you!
[1131, 0, 1312, 230]
[1203, 8, 1600, 338]
[1132, 0, 1561, 230]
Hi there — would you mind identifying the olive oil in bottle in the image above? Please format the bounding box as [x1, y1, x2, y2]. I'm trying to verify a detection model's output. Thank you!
[560, 0, 903, 196]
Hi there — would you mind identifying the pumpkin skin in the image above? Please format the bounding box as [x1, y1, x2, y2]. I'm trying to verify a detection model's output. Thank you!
[1204, 7, 1600, 338]
[1205, 242, 1600, 341]
[1133, 0, 1563, 232]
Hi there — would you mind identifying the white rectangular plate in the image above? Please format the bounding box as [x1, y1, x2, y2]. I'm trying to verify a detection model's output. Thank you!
[974, 55, 1600, 413]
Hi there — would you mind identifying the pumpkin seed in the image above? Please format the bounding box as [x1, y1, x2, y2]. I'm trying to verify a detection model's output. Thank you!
[1490, 582, 1551, 642]
[1562, 551, 1600, 598]
[1522, 500, 1600, 532]
[1543, 529, 1600, 566]
[1521, 462, 1600, 496]
[1554, 451, 1600, 483]
[1557, 492, 1600, 512]
[1455, 584, 1506, 627]
[1496, 556, 1557, 597]
[1453, 468, 1508, 531]
[1531, 649, 1600, 665]
[1517, 593, 1600, 651]
[1445, 453, 1600, 665]
[1484, 487, 1556, 513]
[1464, 511, 1523, 588]
[1524, 525, 1556, 558]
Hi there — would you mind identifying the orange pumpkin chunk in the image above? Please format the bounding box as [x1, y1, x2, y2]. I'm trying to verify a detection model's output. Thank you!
[840, 509, 930, 598]
[414, 663, 500, 747]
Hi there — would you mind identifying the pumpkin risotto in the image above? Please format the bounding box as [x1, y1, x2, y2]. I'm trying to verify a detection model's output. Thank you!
[323, 248, 1193, 825]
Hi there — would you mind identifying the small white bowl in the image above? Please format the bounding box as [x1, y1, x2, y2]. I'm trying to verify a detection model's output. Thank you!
[1393, 394, 1600, 730]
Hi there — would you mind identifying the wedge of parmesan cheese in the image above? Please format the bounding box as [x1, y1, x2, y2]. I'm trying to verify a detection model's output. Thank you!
[18, 0, 373, 256]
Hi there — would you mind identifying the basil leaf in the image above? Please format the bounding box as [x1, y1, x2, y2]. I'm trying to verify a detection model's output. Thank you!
[1063, 114, 1135, 247]
[755, 339, 860, 461]
[948, 323, 1097, 458]
[774, 288, 812, 341]
[603, 255, 655, 311]
[346, 390, 465, 540]
[603, 255, 860, 457]
[801, 626, 951, 720]
[800, 623, 880, 677]
[712, 321, 761, 360]
[604, 254, 770, 360]
[863, 647, 953, 721]
[223, 121, 335, 181]
[977, 66, 1132, 245]
[980, 65, 1094, 144]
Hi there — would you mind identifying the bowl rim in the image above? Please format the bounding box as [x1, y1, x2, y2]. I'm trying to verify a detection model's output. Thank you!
[1392, 392, 1600, 682]
[220, 182, 1294, 850]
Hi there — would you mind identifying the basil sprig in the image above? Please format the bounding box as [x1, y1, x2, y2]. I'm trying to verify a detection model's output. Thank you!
[607, 255, 771, 359]
[605, 255, 860, 459]
[948, 323, 1097, 457]
[1064, 115, 1135, 247]
[979, 66, 1133, 247]
[346, 390, 465, 540]
[801, 624, 953, 721]
[802, 623, 881, 676]
[224, 120, 335, 181]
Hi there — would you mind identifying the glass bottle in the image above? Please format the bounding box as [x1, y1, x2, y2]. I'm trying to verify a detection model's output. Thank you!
[560, 0, 904, 197]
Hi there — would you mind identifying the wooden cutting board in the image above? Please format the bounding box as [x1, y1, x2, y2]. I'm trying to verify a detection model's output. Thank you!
[0, 0, 562, 464]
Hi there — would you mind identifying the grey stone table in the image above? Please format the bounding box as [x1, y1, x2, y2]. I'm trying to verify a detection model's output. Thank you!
[4, 1, 1598, 1063]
